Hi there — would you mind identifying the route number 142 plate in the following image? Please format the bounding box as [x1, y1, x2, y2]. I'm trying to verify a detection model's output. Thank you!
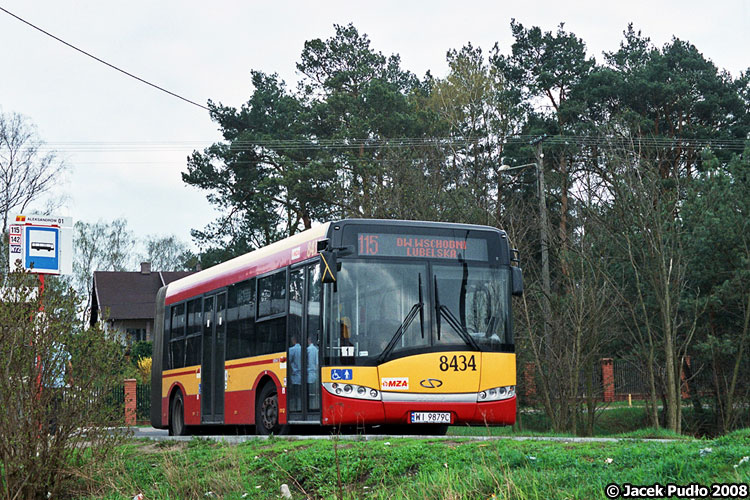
[410, 412, 451, 424]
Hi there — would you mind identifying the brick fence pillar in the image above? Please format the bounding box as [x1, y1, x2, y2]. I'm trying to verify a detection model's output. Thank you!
[124, 378, 137, 426]
[524, 362, 536, 402]
[601, 358, 615, 402]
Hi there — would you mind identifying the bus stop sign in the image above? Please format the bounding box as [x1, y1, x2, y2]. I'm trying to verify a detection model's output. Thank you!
[8, 214, 73, 275]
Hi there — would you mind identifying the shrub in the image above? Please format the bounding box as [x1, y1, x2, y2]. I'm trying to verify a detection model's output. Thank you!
[137, 357, 152, 384]
[0, 269, 127, 499]
[129, 340, 152, 365]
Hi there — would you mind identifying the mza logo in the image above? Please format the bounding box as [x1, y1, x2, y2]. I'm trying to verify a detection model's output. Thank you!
[381, 377, 409, 390]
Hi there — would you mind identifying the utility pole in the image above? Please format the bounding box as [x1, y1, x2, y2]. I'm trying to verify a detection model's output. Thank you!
[532, 135, 551, 349]
[497, 135, 551, 350]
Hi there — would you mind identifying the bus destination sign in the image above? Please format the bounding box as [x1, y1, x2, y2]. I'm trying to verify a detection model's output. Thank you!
[358, 233, 488, 260]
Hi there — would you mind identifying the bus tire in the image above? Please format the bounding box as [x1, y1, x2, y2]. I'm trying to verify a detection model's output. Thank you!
[169, 391, 189, 436]
[255, 383, 287, 435]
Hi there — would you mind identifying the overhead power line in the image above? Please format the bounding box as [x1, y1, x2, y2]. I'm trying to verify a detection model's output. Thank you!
[27, 135, 749, 154]
[0, 6, 210, 111]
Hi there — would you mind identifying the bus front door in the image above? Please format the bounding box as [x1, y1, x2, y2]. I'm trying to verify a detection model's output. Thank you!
[287, 263, 322, 423]
[201, 292, 226, 424]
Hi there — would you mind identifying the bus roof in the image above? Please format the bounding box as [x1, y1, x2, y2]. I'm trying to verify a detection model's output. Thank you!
[165, 222, 331, 305]
[333, 218, 505, 234]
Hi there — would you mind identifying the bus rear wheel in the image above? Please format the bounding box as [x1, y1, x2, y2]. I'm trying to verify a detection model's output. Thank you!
[255, 383, 287, 435]
[169, 392, 189, 436]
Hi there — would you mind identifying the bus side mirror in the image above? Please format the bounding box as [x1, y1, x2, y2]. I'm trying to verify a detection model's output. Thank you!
[320, 250, 338, 284]
[511, 266, 524, 297]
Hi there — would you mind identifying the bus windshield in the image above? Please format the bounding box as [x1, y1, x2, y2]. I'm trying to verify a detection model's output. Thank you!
[432, 263, 511, 352]
[325, 260, 429, 365]
[324, 259, 512, 365]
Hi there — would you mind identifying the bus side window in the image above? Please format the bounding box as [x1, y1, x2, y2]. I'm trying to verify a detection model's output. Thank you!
[257, 270, 286, 355]
[163, 305, 171, 370]
[307, 264, 322, 344]
[258, 271, 286, 318]
[257, 317, 285, 355]
[289, 268, 304, 348]
[185, 299, 202, 366]
[227, 279, 255, 360]
[169, 303, 186, 369]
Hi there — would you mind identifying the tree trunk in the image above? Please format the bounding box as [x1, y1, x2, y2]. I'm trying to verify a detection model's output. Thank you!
[663, 322, 680, 433]
[646, 354, 660, 429]
[521, 295, 557, 431]
[559, 153, 569, 279]
[723, 292, 750, 432]
[682, 357, 703, 415]
[585, 364, 596, 436]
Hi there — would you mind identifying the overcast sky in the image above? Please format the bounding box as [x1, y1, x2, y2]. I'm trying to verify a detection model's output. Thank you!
[1, 0, 747, 259]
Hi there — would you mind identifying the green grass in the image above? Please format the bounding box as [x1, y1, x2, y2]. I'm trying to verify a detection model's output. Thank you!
[447, 405, 651, 437]
[447, 424, 576, 438]
[450, 404, 727, 438]
[613, 427, 687, 440]
[75, 430, 750, 499]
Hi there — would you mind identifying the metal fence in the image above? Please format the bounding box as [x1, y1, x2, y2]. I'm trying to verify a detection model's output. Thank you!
[614, 359, 649, 395]
[577, 364, 603, 397]
[136, 383, 150, 422]
[521, 359, 668, 403]
[111, 382, 150, 423]
[110, 385, 125, 407]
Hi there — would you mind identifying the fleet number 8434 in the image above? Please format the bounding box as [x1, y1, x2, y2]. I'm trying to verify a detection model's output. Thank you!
[439, 355, 477, 372]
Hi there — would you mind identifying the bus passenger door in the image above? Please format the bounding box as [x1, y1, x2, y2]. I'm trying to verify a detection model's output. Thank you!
[287, 263, 322, 423]
[305, 263, 322, 415]
[201, 292, 226, 424]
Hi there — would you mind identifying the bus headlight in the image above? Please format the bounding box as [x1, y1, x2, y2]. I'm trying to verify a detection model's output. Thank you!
[323, 382, 381, 401]
[478, 385, 515, 402]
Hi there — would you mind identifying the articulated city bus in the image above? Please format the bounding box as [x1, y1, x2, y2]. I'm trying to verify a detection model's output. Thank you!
[150, 219, 522, 435]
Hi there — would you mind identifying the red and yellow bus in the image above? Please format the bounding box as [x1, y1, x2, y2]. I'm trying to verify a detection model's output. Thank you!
[150, 219, 522, 435]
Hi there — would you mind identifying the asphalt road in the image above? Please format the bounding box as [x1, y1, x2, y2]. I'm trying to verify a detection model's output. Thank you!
[128, 427, 677, 443]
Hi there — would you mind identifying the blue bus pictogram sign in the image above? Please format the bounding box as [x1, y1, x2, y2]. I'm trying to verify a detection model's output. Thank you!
[25, 226, 59, 272]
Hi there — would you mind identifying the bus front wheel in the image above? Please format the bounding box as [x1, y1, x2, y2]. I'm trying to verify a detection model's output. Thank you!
[169, 392, 189, 436]
[255, 384, 287, 435]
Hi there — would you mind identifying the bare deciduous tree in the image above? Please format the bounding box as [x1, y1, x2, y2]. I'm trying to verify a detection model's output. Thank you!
[589, 141, 702, 433]
[142, 234, 192, 272]
[73, 218, 136, 323]
[0, 112, 66, 236]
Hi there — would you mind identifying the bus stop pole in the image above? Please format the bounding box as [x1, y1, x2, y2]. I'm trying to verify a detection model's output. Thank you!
[34, 273, 45, 432]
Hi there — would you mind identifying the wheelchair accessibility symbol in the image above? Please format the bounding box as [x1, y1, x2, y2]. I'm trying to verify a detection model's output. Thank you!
[331, 369, 352, 381]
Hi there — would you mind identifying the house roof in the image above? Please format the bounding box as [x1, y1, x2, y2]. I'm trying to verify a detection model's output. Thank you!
[91, 270, 195, 324]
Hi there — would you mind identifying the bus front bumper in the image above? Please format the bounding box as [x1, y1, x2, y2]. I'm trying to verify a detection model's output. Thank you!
[321, 391, 516, 426]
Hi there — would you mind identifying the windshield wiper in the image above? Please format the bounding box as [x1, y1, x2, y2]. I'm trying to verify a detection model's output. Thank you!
[434, 276, 479, 350]
[485, 316, 497, 338]
[378, 274, 424, 363]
